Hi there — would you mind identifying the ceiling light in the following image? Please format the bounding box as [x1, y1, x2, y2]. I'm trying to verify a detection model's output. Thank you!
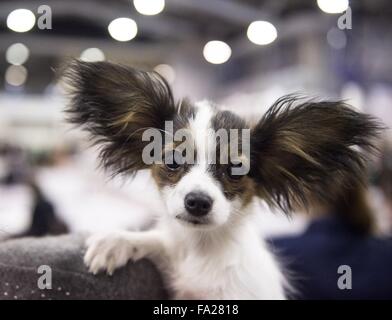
[133, 0, 165, 16]
[7, 9, 36, 32]
[247, 21, 277, 45]
[80, 48, 106, 62]
[317, 0, 349, 14]
[5, 65, 28, 87]
[6, 43, 30, 65]
[108, 18, 138, 42]
[203, 41, 232, 65]
[154, 64, 176, 84]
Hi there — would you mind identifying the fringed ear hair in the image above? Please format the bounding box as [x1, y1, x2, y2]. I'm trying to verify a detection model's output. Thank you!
[249, 95, 383, 213]
[63, 60, 176, 176]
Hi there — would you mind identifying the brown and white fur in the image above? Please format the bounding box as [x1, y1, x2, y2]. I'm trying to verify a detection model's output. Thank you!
[64, 60, 382, 299]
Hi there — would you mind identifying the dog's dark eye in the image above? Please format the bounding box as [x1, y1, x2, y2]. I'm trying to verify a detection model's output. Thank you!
[227, 162, 244, 180]
[165, 151, 182, 171]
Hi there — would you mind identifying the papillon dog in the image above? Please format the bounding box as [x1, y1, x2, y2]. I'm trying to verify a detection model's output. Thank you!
[64, 60, 381, 299]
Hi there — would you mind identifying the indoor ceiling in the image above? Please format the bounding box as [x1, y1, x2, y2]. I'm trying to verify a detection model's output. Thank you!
[0, 0, 391, 93]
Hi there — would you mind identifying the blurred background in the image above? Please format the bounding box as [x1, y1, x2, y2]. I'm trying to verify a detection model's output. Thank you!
[1, 0, 392, 239]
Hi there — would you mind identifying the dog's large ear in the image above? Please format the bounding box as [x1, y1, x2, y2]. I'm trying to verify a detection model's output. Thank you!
[250, 95, 383, 213]
[63, 60, 176, 176]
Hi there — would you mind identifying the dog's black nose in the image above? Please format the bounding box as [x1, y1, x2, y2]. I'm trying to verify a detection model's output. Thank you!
[184, 192, 213, 216]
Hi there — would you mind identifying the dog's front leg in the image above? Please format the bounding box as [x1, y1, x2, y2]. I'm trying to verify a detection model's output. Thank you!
[84, 230, 164, 275]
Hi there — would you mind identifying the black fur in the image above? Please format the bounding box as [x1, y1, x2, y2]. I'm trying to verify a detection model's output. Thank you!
[250, 95, 383, 213]
[63, 60, 176, 176]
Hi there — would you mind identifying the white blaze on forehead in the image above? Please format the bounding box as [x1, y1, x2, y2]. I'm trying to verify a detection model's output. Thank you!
[189, 101, 215, 167]
[162, 101, 234, 225]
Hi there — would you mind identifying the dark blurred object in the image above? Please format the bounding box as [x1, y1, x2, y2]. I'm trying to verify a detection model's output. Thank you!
[0, 144, 30, 185]
[269, 185, 392, 299]
[333, 186, 375, 235]
[21, 182, 68, 237]
[370, 142, 392, 234]
[377, 143, 392, 204]
[0, 143, 69, 237]
[270, 215, 392, 299]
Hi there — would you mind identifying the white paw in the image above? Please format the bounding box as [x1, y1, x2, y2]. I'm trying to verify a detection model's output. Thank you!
[84, 231, 145, 276]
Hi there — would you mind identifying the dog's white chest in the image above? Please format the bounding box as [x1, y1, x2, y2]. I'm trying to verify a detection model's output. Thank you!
[170, 256, 240, 299]
[166, 238, 286, 300]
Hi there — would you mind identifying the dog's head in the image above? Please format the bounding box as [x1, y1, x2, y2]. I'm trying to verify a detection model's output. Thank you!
[64, 60, 382, 230]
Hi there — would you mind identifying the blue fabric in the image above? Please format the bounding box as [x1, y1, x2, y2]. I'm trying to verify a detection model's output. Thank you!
[269, 216, 392, 299]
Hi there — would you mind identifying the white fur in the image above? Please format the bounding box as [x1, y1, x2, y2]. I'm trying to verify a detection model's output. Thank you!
[84, 101, 287, 299]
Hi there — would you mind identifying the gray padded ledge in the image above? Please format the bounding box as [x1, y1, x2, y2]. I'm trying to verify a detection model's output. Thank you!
[0, 234, 169, 300]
